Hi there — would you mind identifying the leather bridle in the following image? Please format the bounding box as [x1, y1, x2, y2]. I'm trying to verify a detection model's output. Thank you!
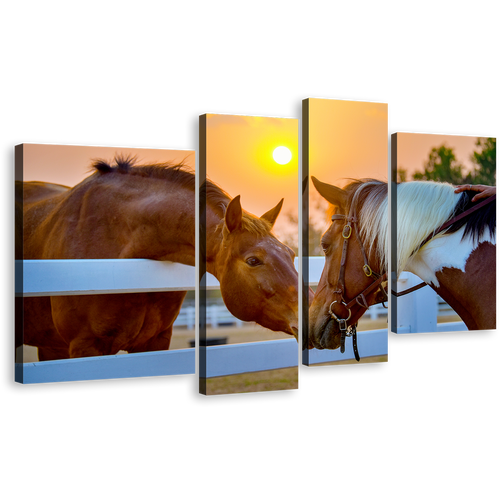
[327, 198, 387, 361]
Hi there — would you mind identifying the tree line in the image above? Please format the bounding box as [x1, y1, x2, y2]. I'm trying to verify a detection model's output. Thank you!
[397, 137, 496, 185]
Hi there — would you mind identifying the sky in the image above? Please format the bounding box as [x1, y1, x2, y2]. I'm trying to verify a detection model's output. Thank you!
[21, 144, 195, 187]
[395, 133, 480, 179]
[205, 114, 298, 241]
[307, 98, 388, 229]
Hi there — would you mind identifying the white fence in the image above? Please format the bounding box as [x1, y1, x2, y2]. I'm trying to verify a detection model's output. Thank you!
[174, 305, 243, 329]
[16, 257, 389, 384]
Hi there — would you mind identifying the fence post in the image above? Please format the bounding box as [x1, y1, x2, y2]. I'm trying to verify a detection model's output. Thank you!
[186, 306, 195, 330]
[396, 272, 437, 333]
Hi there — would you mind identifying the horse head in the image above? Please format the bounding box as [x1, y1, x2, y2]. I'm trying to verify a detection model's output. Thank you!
[214, 196, 300, 338]
[307, 177, 387, 350]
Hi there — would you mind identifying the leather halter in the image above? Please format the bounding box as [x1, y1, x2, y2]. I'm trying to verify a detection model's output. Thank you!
[327, 200, 388, 361]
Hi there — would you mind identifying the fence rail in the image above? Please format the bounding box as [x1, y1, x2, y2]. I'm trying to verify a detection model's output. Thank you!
[18, 329, 388, 384]
[16, 257, 391, 384]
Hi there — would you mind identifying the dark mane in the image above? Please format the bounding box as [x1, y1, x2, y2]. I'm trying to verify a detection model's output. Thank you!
[92, 155, 196, 191]
[201, 179, 272, 236]
[445, 191, 496, 243]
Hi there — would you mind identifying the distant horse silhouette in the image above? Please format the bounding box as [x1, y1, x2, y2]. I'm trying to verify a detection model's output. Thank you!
[19, 156, 300, 360]
[308, 177, 388, 352]
[397, 181, 496, 330]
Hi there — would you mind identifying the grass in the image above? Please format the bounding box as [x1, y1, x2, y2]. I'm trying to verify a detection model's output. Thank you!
[200, 367, 298, 395]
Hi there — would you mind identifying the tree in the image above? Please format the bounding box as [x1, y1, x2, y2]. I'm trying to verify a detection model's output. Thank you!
[467, 137, 496, 185]
[397, 167, 407, 183]
[413, 145, 465, 184]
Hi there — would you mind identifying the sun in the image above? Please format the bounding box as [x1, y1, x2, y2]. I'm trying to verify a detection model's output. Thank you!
[272, 146, 292, 165]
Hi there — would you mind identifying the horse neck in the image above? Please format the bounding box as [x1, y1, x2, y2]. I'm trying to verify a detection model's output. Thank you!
[117, 184, 196, 265]
[203, 207, 226, 279]
[406, 230, 496, 330]
[42, 178, 196, 265]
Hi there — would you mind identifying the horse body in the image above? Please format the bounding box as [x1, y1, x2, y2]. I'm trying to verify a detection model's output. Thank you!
[20, 157, 300, 360]
[308, 178, 388, 350]
[399, 182, 496, 330]
[21, 162, 196, 360]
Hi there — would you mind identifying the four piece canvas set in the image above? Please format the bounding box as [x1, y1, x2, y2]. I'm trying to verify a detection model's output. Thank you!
[15, 98, 496, 395]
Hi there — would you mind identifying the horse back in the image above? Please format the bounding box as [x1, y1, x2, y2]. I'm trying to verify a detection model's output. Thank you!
[20, 181, 73, 259]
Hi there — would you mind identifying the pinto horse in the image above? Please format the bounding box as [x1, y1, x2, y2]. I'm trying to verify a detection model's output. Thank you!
[19, 156, 300, 360]
[307, 177, 388, 352]
[397, 181, 496, 330]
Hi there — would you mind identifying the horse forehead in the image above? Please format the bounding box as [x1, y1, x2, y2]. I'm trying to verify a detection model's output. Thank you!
[235, 233, 286, 253]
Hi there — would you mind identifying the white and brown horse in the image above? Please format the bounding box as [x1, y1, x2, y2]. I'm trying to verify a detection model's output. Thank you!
[397, 181, 496, 330]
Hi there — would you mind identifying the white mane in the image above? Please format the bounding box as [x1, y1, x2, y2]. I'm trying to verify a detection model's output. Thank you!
[397, 181, 459, 276]
[357, 182, 388, 274]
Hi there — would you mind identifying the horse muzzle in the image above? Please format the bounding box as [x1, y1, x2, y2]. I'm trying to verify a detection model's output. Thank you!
[307, 315, 342, 350]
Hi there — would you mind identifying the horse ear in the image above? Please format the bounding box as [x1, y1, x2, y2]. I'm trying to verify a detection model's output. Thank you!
[311, 176, 347, 211]
[260, 198, 283, 228]
[225, 195, 242, 233]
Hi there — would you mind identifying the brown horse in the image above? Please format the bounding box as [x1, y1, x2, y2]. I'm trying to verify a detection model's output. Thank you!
[202, 181, 303, 338]
[19, 156, 300, 360]
[397, 181, 496, 330]
[308, 177, 388, 351]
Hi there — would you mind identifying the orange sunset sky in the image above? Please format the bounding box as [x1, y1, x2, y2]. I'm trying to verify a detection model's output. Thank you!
[205, 114, 299, 240]
[21, 144, 195, 187]
[308, 98, 388, 186]
[307, 98, 388, 229]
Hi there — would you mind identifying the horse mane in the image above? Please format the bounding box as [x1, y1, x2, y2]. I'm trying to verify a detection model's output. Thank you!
[343, 179, 388, 274]
[203, 180, 272, 236]
[92, 155, 196, 191]
[397, 181, 460, 275]
[444, 190, 496, 243]
[329, 179, 389, 273]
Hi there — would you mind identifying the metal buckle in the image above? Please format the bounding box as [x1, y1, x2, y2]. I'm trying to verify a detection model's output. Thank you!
[363, 264, 373, 277]
[342, 224, 352, 239]
[328, 300, 352, 323]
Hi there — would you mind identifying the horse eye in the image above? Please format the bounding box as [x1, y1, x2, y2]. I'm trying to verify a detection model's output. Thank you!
[246, 257, 262, 267]
[320, 241, 330, 254]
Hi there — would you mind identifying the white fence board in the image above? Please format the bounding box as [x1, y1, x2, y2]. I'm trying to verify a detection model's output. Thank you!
[202, 339, 298, 378]
[306, 329, 388, 364]
[16, 348, 195, 384]
[308, 256, 326, 286]
[17, 259, 218, 296]
[17, 328, 388, 384]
